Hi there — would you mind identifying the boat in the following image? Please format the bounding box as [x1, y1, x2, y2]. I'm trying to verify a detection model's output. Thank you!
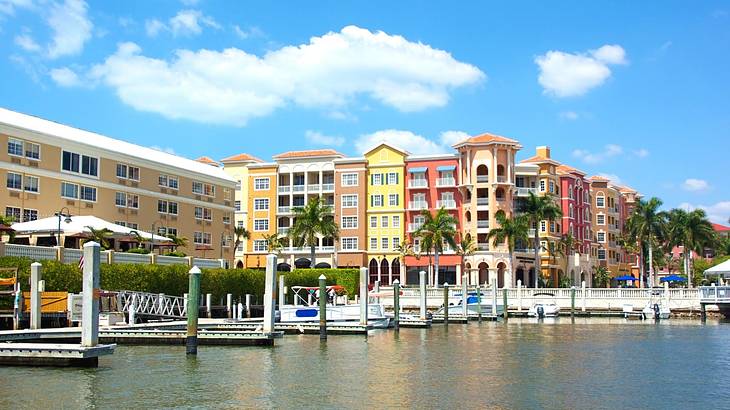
[527, 293, 561, 318]
[277, 286, 391, 329]
[434, 292, 505, 317]
[642, 301, 671, 320]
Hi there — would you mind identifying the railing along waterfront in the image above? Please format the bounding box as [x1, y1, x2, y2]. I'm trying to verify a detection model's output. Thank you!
[699, 286, 730, 303]
[116, 290, 186, 319]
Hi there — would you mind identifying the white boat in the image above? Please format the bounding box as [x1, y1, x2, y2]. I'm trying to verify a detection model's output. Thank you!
[642, 301, 671, 320]
[278, 286, 391, 328]
[434, 293, 504, 317]
[527, 293, 561, 318]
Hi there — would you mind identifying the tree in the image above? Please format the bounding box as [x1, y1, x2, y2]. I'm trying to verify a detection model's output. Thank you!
[166, 234, 188, 252]
[0, 215, 16, 243]
[288, 197, 339, 268]
[261, 233, 283, 255]
[667, 208, 716, 287]
[396, 240, 416, 276]
[456, 234, 477, 284]
[626, 197, 667, 287]
[233, 226, 250, 254]
[486, 212, 530, 286]
[414, 208, 458, 286]
[557, 233, 577, 287]
[593, 266, 610, 288]
[523, 191, 562, 288]
[84, 226, 113, 250]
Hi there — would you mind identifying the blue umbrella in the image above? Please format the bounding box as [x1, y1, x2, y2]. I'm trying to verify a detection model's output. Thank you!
[660, 275, 687, 282]
[615, 275, 638, 281]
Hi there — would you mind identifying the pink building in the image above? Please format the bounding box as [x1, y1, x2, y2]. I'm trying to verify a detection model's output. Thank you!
[557, 164, 592, 255]
[404, 154, 462, 285]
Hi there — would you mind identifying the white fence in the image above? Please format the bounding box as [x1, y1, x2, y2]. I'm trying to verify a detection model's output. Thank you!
[4, 243, 58, 260]
[156, 255, 190, 266]
[113, 252, 153, 265]
[376, 286, 702, 311]
[193, 258, 224, 269]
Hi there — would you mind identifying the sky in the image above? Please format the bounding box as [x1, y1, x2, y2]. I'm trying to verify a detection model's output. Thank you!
[1, 1, 729, 223]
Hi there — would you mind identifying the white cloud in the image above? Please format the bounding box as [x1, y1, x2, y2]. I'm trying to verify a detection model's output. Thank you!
[180, 0, 200, 5]
[633, 148, 649, 158]
[597, 173, 623, 185]
[681, 178, 710, 192]
[680, 201, 730, 224]
[439, 130, 469, 146]
[559, 111, 579, 120]
[145, 19, 165, 37]
[354, 129, 470, 155]
[117, 17, 134, 28]
[304, 130, 345, 147]
[572, 144, 623, 164]
[0, 0, 34, 15]
[233, 25, 263, 40]
[58, 26, 484, 126]
[46, 0, 93, 59]
[14, 33, 40, 52]
[535, 44, 627, 97]
[49, 66, 82, 86]
[169, 9, 219, 36]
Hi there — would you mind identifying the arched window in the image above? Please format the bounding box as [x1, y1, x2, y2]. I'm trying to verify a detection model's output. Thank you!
[369, 258, 378, 284]
[380, 258, 390, 286]
[391, 259, 401, 283]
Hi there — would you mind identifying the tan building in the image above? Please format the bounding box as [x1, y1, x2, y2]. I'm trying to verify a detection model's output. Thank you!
[334, 157, 368, 268]
[244, 162, 278, 269]
[589, 176, 634, 279]
[0, 107, 236, 259]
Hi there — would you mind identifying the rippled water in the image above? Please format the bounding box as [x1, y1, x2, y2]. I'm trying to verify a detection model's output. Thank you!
[1, 318, 728, 409]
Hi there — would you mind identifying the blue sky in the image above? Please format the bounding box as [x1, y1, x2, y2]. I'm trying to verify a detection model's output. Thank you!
[1, 1, 729, 222]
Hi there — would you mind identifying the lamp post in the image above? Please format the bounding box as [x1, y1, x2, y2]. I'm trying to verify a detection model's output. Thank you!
[55, 207, 72, 248]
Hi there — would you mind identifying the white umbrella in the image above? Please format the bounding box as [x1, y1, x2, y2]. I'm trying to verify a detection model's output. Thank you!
[11, 215, 171, 243]
[704, 259, 730, 279]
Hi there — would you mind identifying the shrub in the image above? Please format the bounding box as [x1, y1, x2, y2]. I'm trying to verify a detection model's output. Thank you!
[127, 248, 150, 254]
[164, 251, 187, 257]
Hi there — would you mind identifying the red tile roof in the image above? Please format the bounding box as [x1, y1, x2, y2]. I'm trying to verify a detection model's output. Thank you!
[453, 132, 519, 147]
[556, 164, 586, 176]
[220, 153, 263, 163]
[273, 149, 345, 159]
[195, 156, 220, 166]
[713, 223, 730, 232]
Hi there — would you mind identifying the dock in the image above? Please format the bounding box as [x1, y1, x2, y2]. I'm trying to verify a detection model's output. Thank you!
[0, 343, 116, 367]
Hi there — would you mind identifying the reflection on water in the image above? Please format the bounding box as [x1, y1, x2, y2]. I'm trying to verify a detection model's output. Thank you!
[0, 318, 727, 409]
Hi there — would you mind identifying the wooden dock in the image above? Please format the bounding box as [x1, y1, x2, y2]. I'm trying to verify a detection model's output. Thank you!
[0, 343, 115, 367]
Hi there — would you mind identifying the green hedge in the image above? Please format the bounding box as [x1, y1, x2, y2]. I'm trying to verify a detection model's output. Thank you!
[0, 257, 359, 302]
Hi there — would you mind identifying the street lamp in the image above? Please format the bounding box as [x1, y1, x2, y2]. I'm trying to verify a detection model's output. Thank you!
[55, 207, 72, 247]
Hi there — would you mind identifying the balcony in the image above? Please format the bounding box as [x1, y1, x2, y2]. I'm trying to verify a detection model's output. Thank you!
[277, 227, 290, 235]
[528, 228, 536, 237]
[476, 197, 489, 207]
[408, 201, 428, 211]
[515, 248, 536, 254]
[292, 185, 305, 192]
[408, 179, 428, 189]
[322, 183, 335, 192]
[278, 206, 291, 214]
[496, 176, 508, 183]
[476, 175, 489, 183]
[477, 243, 490, 251]
[436, 178, 456, 187]
[408, 222, 423, 232]
[278, 186, 291, 194]
[476, 220, 489, 229]
[516, 187, 538, 197]
[436, 200, 457, 209]
[282, 246, 336, 254]
[307, 184, 320, 192]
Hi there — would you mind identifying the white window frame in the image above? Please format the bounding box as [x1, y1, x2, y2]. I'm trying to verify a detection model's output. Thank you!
[372, 173, 382, 186]
[8, 138, 23, 157]
[254, 177, 270, 191]
[381, 237, 389, 250]
[253, 240, 267, 252]
[393, 215, 400, 228]
[341, 194, 358, 208]
[341, 173, 358, 187]
[370, 237, 378, 250]
[341, 216, 358, 229]
[79, 186, 97, 202]
[341, 237, 358, 250]
[370, 216, 377, 228]
[389, 194, 398, 206]
[387, 172, 398, 185]
[254, 219, 269, 232]
[61, 182, 79, 199]
[254, 198, 270, 211]
[371, 195, 383, 207]
[116, 192, 128, 208]
[6, 172, 22, 190]
[23, 175, 39, 193]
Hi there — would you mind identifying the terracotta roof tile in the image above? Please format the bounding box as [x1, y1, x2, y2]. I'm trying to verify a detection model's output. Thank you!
[712, 223, 730, 232]
[453, 132, 519, 147]
[220, 153, 263, 163]
[556, 164, 586, 175]
[589, 175, 610, 182]
[273, 149, 345, 159]
[195, 156, 220, 166]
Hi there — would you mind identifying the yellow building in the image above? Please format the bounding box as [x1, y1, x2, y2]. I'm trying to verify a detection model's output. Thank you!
[364, 143, 406, 285]
[220, 153, 263, 268]
[244, 162, 278, 268]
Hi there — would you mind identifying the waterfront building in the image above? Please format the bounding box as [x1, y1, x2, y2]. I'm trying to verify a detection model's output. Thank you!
[589, 176, 634, 279]
[557, 164, 594, 285]
[334, 156, 368, 268]
[220, 153, 263, 268]
[0, 108, 236, 259]
[364, 143, 406, 285]
[244, 162, 278, 268]
[403, 154, 462, 285]
[454, 133, 521, 288]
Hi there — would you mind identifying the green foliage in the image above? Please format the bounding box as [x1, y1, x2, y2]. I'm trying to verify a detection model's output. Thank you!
[694, 255, 730, 286]
[164, 251, 187, 257]
[0, 257, 359, 301]
[593, 266, 610, 288]
[127, 248, 151, 254]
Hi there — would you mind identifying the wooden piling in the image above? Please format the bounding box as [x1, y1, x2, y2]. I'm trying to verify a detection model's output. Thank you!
[226, 294, 233, 319]
[491, 281, 497, 319]
[186, 266, 201, 355]
[81, 242, 101, 348]
[570, 286, 576, 318]
[263, 254, 277, 335]
[206, 294, 212, 319]
[359, 267, 368, 326]
[419, 271, 427, 320]
[245, 294, 252, 318]
[502, 288, 508, 321]
[30, 262, 42, 330]
[461, 274, 468, 319]
[476, 282, 482, 323]
[279, 275, 286, 308]
[319, 274, 327, 341]
[393, 279, 400, 331]
[443, 283, 449, 326]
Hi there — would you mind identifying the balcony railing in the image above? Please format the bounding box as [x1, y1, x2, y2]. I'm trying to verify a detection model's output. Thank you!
[307, 184, 320, 191]
[528, 228, 536, 237]
[282, 246, 336, 254]
[408, 223, 424, 232]
[408, 201, 428, 211]
[515, 248, 536, 254]
[477, 243, 490, 251]
[436, 178, 456, 187]
[476, 220, 489, 229]
[278, 206, 291, 213]
[278, 186, 291, 193]
[496, 176, 508, 183]
[408, 179, 428, 188]
[322, 183, 335, 192]
[476, 198, 489, 206]
[516, 187, 538, 196]
[476, 175, 489, 183]
[292, 185, 305, 192]
[277, 227, 290, 235]
[436, 200, 456, 209]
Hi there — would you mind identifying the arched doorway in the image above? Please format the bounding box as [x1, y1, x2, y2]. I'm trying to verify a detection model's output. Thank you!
[294, 258, 311, 269]
[465, 263, 472, 285]
[497, 262, 506, 288]
[380, 258, 390, 285]
[528, 267, 536, 288]
[369, 259, 378, 284]
[516, 267, 525, 285]
[236, 260, 244, 269]
[392, 259, 401, 283]
[478, 262, 489, 285]
[277, 263, 292, 272]
[580, 271, 586, 284]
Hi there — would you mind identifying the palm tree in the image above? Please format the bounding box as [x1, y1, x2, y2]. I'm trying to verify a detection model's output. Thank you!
[523, 192, 563, 288]
[414, 208, 458, 286]
[233, 226, 250, 253]
[557, 233, 577, 286]
[456, 235, 477, 284]
[626, 197, 667, 287]
[667, 209, 716, 287]
[486, 212, 530, 286]
[84, 226, 113, 250]
[166, 234, 188, 252]
[288, 197, 339, 268]
[395, 240, 416, 276]
[618, 233, 642, 285]
[261, 233, 284, 255]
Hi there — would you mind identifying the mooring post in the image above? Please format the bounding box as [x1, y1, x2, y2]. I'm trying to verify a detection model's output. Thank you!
[476, 282, 483, 322]
[502, 288, 508, 321]
[30, 262, 42, 330]
[419, 271, 427, 321]
[226, 294, 233, 319]
[81, 241, 101, 347]
[183, 293, 188, 314]
[279, 275, 286, 308]
[245, 294, 252, 318]
[393, 279, 400, 331]
[359, 267, 368, 326]
[13, 281, 21, 331]
[443, 282, 449, 325]
[462, 273, 468, 318]
[128, 293, 136, 325]
[570, 286, 576, 317]
[319, 274, 327, 341]
[491, 281, 497, 320]
[205, 294, 212, 318]
[237, 302, 243, 320]
[374, 280, 380, 305]
[263, 254, 278, 335]
[581, 281, 587, 312]
[517, 280, 523, 313]
[186, 266, 201, 355]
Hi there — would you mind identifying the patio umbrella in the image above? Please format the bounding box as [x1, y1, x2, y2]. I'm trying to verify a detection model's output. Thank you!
[615, 275, 638, 281]
[660, 275, 687, 282]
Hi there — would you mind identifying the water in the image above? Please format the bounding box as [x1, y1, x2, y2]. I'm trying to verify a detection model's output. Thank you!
[1, 318, 728, 409]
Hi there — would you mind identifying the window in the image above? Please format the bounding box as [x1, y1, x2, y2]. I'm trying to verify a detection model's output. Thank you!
[115, 221, 127, 227]
[224, 188, 231, 201]
[127, 223, 138, 230]
[370, 237, 378, 250]
[387, 172, 399, 185]
[598, 249, 606, 260]
[393, 237, 400, 248]
[117, 193, 128, 207]
[20, 175, 39, 193]
[341, 237, 358, 250]
[254, 198, 269, 210]
[371, 173, 382, 186]
[597, 232, 606, 243]
[127, 195, 139, 209]
[128, 167, 140, 181]
[158, 174, 167, 187]
[413, 238, 421, 253]
[204, 208, 212, 221]
[341, 216, 358, 229]
[370, 216, 377, 228]
[204, 184, 215, 197]
[116, 164, 128, 179]
[235, 201, 241, 212]
[5, 207, 21, 221]
[158, 200, 168, 213]
[22, 209, 38, 222]
[6, 172, 21, 190]
[254, 219, 269, 231]
[167, 227, 178, 237]
[597, 214, 605, 225]
[195, 207, 203, 219]
[253, 240, 267, 252]
[8, 139, 23, 156]
[389, 194, 399, 206]
[62, 151, 80, 173]
[569, 204, 574, 218]
[237, 220, 244, 228]
[381, 237, 389, 250]
[80, 186, 97, 202]
[550, 221, 555, 233]
[223, 215, 231, 225]
[192, 181, 204, 194]
[549, 181, 555, 193]
[168, 202, 178, 215]
[392, 215, 400, 228]
[342, 194, 358, 208]
[371, 195, 383, 207]
[596, 194, 605, 208]
[169, 176, 179, 189]
[540, 180, 546, 192]
[341, 173, 358, 186]
[81, 155, 98, 177]
[61, 182, 78, 199]
[381, 215, 389, 228]
[254, 178, 270, 190]
[62, 151, 97, 177]
[194, 232, 212, 245]
[569, 189, 574, 199]
[540, 220, 547, 232]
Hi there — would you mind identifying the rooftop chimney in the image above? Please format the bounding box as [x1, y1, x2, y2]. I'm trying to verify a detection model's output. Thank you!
[536, 146, 551, 159]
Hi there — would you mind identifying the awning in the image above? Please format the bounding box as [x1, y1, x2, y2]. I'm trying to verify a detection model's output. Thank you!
[408, 167, 427, 173]
[615, 275, 638, 281]
[660, 275, 687, 282]
[11, 215, 171, 243]
[436, 165, 456, 171]
[705, 259, 730, 279]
